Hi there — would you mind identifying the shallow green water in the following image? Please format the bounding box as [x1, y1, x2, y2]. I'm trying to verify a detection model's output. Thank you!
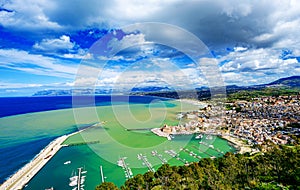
[13, 100, 235, 189]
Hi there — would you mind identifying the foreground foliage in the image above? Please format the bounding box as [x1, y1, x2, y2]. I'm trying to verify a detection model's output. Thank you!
[95, 145, 300, 189]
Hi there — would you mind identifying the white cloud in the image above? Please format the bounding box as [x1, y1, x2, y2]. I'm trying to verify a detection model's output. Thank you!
[107, 0, 176, 22]
[0, 81, 43, 89]
[2, 0, 300, 51]
[234, 47, 248, 52]
[33, 35, 75, 51]
[0, 0, 61, 30]
[0, 49, 77, 78]
[63, 52, 93, 59]
[1, 0, 300, 91]
[219, 48, 300, 85]
[220, 48, 298, 73]
[107, 33, 147, 54]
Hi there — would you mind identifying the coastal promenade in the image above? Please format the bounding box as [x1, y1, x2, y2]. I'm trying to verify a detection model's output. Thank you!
[0, 128, 88, 190]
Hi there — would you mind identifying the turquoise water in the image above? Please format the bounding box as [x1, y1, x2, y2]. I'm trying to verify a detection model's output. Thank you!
[0, 98, 235, 189]
[24, 134, 234, 189]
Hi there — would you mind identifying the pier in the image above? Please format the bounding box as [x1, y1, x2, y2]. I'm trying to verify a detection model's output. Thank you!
[0, 125, 93, 190]
[191, 145, 212, 158]
[181, 148, 202, 159]
[117, 157, 133, 179]
[151, 151, 167, 164]
[100, 166, 105, 183]
[199, 141, 223, 155]
[137, 154, 155, 172]
[125, 128, 153, 131]
[77, 167, 82, 190]
[0, 134, 69, 190]
[66, 140, 100, 146]
[165, 150, 188, 164]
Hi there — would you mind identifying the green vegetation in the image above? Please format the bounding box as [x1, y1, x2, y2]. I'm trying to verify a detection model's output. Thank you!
[96, 182, 119, 190]
[227, 87, 300, 101]
[96, 145, 300, 189]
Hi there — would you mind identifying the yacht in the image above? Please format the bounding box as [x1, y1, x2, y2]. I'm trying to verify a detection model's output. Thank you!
[195, 134, 203, 139]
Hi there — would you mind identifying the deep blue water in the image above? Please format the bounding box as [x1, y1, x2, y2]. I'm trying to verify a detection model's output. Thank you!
[0, 95, 171, 184]
[0, 95, 170, 118]
[0, 137, 57, 184]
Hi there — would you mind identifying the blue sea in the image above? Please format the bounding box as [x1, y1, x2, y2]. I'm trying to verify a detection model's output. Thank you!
[0, 95, 170, 184]
[0, 95, 171, 118]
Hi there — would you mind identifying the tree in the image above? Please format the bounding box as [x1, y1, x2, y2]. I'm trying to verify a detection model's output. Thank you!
[95, 182, 119, 190]
[143, 171, 154, 189]
[96, 144, 300, 189]
[124, 174, 145, 190]
[155, 164, 173, 187]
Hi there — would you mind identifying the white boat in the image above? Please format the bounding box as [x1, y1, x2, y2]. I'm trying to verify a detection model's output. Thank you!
[70, 176, 78, 181]
[195, 134, 203, 139]
[64, 160, 71, 165]
[69, 171, 78, 187]
[81, 170, 87, 174]
[69, 180, 77, 187]
[45, 187, 54, 190]
[117, 160, 124, 167]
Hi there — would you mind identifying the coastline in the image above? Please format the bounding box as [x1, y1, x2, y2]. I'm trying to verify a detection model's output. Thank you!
[220, 135, 253, 154]
[176, 98, 207, 107]
[150, 127, 252, 154]
[0, 124, 96, 190]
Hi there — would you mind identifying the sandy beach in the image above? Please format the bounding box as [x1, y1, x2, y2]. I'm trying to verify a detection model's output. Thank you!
[176, 99, 207, 107]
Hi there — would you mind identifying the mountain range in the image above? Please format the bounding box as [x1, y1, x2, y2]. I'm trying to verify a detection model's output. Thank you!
[33, 76, 300, 97]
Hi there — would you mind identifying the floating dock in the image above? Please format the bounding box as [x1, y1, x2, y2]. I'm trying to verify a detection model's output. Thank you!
[151, 150, 167, 164]
[199, 141, 223, 156]
[137, 154, 155, 172]
[117, 157, 133, 179]
[100, 165, 105, 183]
[181, 148, 202, 159]
[165, 150, 188, 164]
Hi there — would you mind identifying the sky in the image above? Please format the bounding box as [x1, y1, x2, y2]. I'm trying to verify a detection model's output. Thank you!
[0, 0, 300, 96]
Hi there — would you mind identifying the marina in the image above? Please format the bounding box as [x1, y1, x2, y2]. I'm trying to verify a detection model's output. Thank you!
[1, 100, 236, 189]
[151, 150, 168, 164]
[68, 167, 87, 190]
[165, 150, 188, 164]
[181, 148, 202, 159]
[199, 141, 224, 156]
[190, 145, 212, 158]
[117, 157, 133, 179]
[137, 154, 155, 172]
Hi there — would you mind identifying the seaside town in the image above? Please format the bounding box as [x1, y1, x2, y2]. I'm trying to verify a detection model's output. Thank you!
[152, 95, 300, 152]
